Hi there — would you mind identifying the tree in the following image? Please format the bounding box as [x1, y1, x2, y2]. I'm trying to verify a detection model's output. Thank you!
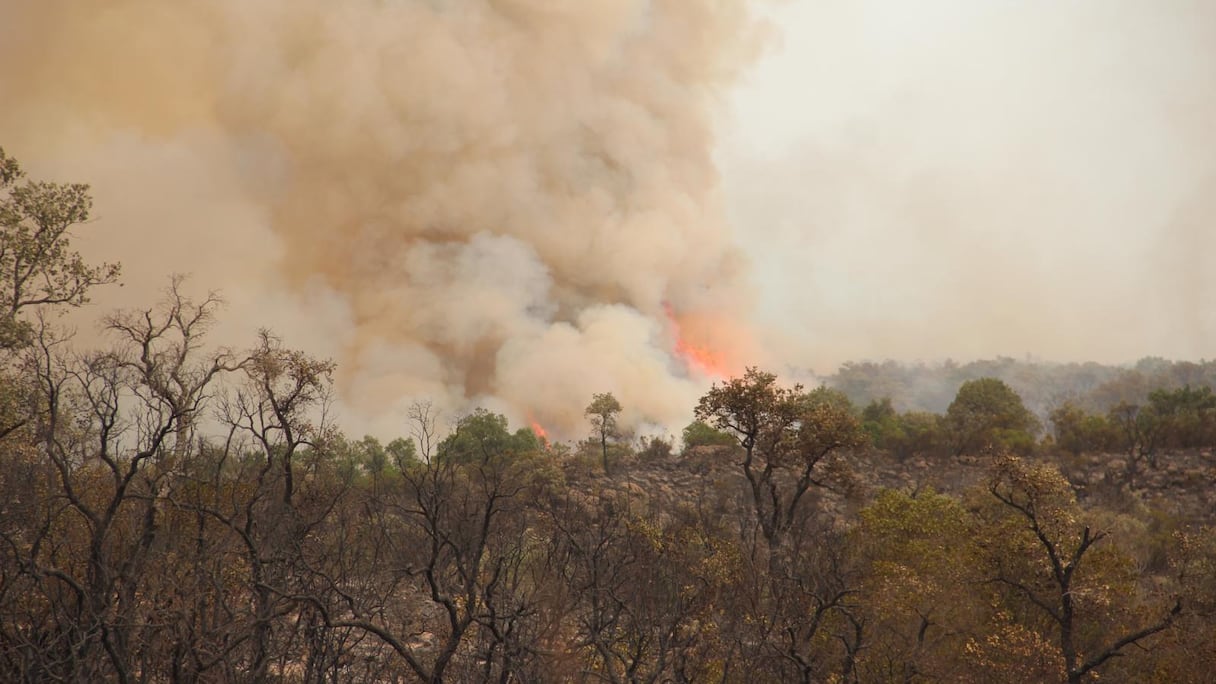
[695, 368, 865, 546]
[863, 399, 947, 460]
[437, 408, 540, 464]
[854, 488, 982, 682]
[1049, 401, 1117, 456]
[1108, 401, 1166, 486]
[0, 284, 239, 681]
[209, 329, 339, 680]
[0, 146, 120, 351]
[681, 419, 736, 450]
[694, 368, 867, 681]
[585, 392, 623, 475]
[983, 454, 1180, 683]
[891, 411, 947, 460]
[299, 409, 556, 683]
[1148, 384, 1216, 451]
[547, 492, 716, 683]
[861, 398, 898, 444]
[0, 146, 120, 464]
[386, 436, 419, 470]
[945, 378, 1039, 456]
[232, 330, 336, 506]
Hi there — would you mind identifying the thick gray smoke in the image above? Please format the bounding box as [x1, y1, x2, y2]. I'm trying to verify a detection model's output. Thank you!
[0, 0, 769, 437]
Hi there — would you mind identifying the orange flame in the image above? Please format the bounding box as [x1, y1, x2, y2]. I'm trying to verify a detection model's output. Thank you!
[529, 418, 549, 443]
[662, 302, 733, 379]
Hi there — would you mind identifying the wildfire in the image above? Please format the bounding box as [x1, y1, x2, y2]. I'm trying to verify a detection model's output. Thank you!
[662, 302, 733, 379]
[529, 418, 549, 443]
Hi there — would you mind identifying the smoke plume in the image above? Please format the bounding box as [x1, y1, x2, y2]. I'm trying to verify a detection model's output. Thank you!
[0, 0, 768, 438]
[9, 1, 1211, 437]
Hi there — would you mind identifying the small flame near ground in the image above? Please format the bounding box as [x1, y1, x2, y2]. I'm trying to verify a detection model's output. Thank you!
[662, 302, 733, 379]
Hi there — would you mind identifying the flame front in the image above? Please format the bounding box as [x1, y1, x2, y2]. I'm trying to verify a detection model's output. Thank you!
[530, 419, 549, 442]
[663, 303, 734, 379]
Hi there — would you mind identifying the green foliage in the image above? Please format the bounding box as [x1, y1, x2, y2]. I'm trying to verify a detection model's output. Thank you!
[803, 384, 856, 413]
[437, 408, 540, 463]
[1101, 385, 1216, 481]
[863, 398, 947, 459]
[386, 436, 419, 469]
[696, 367, 865, 544]
[0, 148, 20, 187]
[352, 435, 389, 474]
[1050, 401, 1118, 455]
[0, 147, 120, 350]
[681, 419, 736, 450]
[636, 435, 673, 463]
[861, 487, 972, 545]
[333, 435, 414, 480]
[793, 399, 867, 466]
[861, 396, 896, 426]
[855, 488, 982, 680]
[585, 391, 623, 473]
[694, 367, 806, 453]
[946, 378, 1040, 455]
[827, 357, 1145, 418]
[894, 411, 947, 459]
[694, 368, 866, 469]
[1107, 401, 1168, 481]
[1148, 384, 1216, 449]
[586, 392, 623, 424]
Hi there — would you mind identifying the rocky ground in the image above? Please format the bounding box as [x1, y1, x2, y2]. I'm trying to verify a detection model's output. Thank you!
[557, 444, 1216, 528]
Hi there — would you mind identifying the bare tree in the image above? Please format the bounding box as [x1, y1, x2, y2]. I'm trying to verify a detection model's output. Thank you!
[547, 491, 714, 684]
[0, 284, 236, 682]
[281, 408, 554, 683]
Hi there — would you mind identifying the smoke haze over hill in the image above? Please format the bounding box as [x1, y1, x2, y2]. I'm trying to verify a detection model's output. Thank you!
[724, 1, 1216, 371]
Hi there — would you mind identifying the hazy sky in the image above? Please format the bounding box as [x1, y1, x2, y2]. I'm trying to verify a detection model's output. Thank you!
[723, 0, 1216, 372]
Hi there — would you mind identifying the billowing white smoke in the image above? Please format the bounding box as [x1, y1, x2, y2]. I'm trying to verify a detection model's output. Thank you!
[0, 0, 769, 438]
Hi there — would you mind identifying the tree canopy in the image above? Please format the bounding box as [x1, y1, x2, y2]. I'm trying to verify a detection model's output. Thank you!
[946, 377, 1039, 455]
[0, 146, 120, 350]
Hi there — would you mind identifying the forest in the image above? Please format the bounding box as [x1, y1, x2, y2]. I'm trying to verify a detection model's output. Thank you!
[3, 146, 1216, 683]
